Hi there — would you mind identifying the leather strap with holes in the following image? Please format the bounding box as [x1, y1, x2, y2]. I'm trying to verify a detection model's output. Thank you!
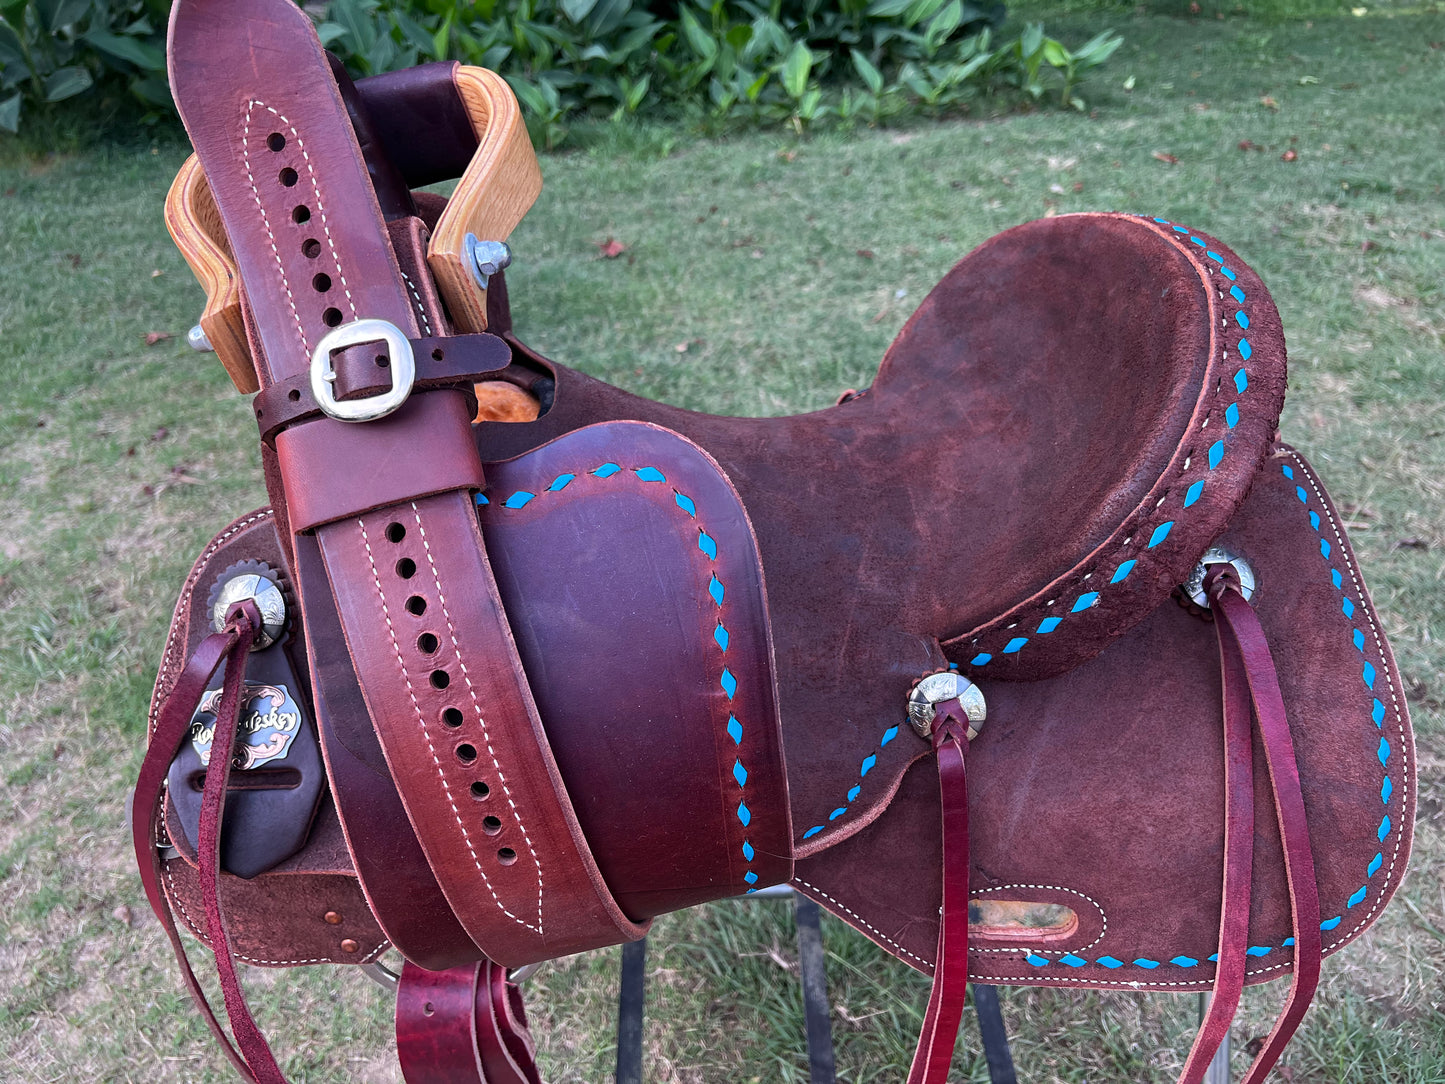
[396, 961, 541, 1084]
[169, 0, 644, 972]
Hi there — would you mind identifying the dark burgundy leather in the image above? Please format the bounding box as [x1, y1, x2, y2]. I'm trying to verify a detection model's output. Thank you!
[396, 961, 541, 1084]
[1211, 582, 1322, 1084]
[168, 0, 675, 980]
[906, 701, 971, 1084]
[252, 331, 510, 443]
[1176, 594, 1255, 1084]
[290, 531, 476, 969]
[356, 63, 478, 189]
[135, 603, 267, 1082]
[331, 53, 415, 224]
[476, 421, 791, 919]
[195, 601, 289, 1084]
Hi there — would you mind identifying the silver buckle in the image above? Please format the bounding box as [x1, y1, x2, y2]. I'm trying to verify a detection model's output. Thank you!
[309, 318, 415, 422]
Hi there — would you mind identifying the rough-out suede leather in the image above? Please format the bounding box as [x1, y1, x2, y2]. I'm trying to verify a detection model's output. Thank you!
[466, 219, 1412, 991]
[786, 450, 1411, 987]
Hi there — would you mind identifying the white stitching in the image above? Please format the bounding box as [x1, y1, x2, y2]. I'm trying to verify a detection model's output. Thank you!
[295, 119, 358, 322]
[969, 884, 1109, 955]
[358, 516, 541, 935]
[242, 101, 359, 363]
[242, 105, 315, 354]
[792, 879, 1109, 969]
[400, 271, 432, 336]
[409, 502, 546, 933]
[793, 878, 930, 967]
[162, 861, 386, 966]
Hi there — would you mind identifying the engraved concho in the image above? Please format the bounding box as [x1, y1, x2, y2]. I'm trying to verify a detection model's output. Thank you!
[211, 570, 287, 650]
[907, 672, 986, 741]
[189, 682, 302, 769]
[1183, 546, 1257, 610]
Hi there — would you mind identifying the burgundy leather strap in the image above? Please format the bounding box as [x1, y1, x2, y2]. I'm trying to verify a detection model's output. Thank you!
[252, 332, 510, 444]
[906, 698, 972, 1084]
[1211, 583, 1322, 1084]
[355, 63, 479, 189]
[290, 534, 478, 969]
[1177, 591, 1257, 1084]
[316, 493, 646, 965]
[172, 0, 642, 969]
[132, 602, 275, 1083]
[397, 961, 540, 1084]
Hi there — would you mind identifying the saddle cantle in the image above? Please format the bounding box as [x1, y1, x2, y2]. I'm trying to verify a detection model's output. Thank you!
[135, 1, 1414, 1081]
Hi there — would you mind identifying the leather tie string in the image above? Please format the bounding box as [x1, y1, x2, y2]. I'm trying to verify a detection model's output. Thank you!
[1176, 581, 1257, 1084]
[1175, 570, 1321, 1084]
[1205, 573, 1322, 1084]
[137, 608, 545, 1084]
[131, 600, 289, 1083]
[905, 697, 972, 1084]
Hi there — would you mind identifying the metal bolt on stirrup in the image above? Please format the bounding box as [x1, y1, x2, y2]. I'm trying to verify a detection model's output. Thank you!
[464, 234, 513, 289]
[907, 671, 986, 741]
[1183, 546, 1257, 610]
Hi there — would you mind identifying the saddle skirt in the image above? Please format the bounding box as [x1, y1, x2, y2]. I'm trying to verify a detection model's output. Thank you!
[138, 1, 1414, 1080]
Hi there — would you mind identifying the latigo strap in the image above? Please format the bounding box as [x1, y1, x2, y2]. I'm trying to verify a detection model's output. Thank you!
[168, 0, 642, 972]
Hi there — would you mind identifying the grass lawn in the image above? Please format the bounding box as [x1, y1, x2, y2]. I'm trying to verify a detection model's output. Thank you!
[2, 2, 1442, 1082]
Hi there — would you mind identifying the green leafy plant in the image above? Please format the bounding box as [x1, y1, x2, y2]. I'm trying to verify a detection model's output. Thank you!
[1003, 22, 1121, 109]
[315, 0, 1078, 144]
[0, 0, 169, 133]
[0, 0, 1122, 142]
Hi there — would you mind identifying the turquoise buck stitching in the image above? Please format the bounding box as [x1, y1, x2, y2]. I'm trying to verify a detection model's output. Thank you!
[968, 217, 1252, 672]
[811, 217, 1259, 844]
[477, 463, 759, 889]
[799, 723, 902, 841]
[1024, 457, 1389, 973]
[1279, 458, 1394, 930]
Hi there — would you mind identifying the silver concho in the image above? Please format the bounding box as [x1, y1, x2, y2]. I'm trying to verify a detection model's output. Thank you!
[189, 682, 302, 769]
[907, 671, 986, 741]
[1183, 546, 1257, 610]
[211, 567, 287, 651]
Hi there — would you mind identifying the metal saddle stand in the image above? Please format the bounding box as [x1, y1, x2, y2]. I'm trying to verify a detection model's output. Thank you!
[610, 891, 1020, 1084]
[615, 910, 1240, 1084]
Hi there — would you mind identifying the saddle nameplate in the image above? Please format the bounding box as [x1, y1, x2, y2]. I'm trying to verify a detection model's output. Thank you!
[189, 681, 303, 770]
